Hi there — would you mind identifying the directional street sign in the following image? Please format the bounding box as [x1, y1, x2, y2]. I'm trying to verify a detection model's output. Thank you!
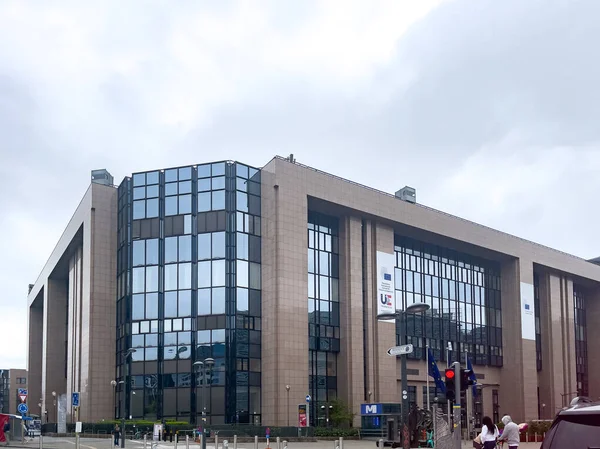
[387, 344, 414, 356]
[18, 403, 28, 414]
[72, 392, 80, 407]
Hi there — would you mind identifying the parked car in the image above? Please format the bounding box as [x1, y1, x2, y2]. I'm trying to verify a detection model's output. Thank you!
[541, 397, 600, 449]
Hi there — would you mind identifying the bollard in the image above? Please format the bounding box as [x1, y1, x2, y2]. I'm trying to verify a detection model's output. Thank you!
[186, 434, 190, 449]
[339, 436, 344, 449]
[143, 434, 147, 449]
[215, 434, 219, 449]
[233, 434, 238, 449]
[333, 439, 338, 449]
[378, 439, 384, 448]
[276, 436, 281, 449]
[283, 440, 288, 449]
[254, 435, 259, 449]
[200, 434, 205, 449]
[174, 433, 178, 449]
[39, 434, 43, 449]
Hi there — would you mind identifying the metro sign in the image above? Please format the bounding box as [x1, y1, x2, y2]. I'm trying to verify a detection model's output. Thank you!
[360, 403, 382, 415]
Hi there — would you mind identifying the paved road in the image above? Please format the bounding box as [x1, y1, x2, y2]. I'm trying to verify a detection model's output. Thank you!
[7, 437, 543, 449]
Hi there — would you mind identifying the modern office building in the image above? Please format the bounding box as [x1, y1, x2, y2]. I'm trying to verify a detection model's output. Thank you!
[27, 156, 600, 428]
[0, 369, 28, 415]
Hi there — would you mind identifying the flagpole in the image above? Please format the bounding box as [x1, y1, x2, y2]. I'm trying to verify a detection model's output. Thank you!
[426, 345, 430, 412]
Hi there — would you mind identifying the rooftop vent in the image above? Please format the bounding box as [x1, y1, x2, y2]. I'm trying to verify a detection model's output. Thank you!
[287, 154, 296, 163]
[91, 169, 114, 186]
[395, 186, 416, 204]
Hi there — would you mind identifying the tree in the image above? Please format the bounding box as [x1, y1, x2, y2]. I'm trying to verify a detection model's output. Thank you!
[329, 398, 355, 428]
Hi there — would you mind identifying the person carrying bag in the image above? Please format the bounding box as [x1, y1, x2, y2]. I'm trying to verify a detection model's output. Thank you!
[474, 416, 499, 449]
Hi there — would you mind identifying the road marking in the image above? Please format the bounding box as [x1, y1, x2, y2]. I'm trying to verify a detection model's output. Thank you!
[58, 440, 98, 449]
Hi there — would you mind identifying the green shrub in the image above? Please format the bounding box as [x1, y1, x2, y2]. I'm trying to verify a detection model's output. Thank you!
[313, 427, 359, 437]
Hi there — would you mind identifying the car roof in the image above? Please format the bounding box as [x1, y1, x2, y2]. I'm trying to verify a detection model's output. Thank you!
[559, 398, 600, 415]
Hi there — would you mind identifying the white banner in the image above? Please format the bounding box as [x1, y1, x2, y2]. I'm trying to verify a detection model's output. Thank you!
[376, 251, 396, 322]
[520, 282, 535, 340]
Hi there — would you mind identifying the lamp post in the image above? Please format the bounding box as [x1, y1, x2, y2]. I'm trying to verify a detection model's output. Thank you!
[51, 391, 57, 432]
[111, 380, 117, 419]
[120, 348, 137, 448]
[320, 404, 333, 427]
[285, 385, 291, 426]
[194, 358, 214, 449]
[378, 302, 430, 445]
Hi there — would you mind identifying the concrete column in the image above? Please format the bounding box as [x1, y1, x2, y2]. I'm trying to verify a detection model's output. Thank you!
[42, 278, 68, 420]
[499, 258, 537, 422]
[538, 272, 578, 414]
[28, 294, 44, 418]
[338, 216, 365, 426]
[373, 224, 397, 403]
[260, 170, 309, 425]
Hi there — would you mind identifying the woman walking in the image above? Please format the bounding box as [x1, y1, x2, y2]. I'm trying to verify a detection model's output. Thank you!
[478, 416, 499, 449]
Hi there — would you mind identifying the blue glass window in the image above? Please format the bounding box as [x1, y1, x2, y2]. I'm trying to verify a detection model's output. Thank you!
[133, 200, 145, 219]
[179, 194, 192, 214]
[146, 198, 159, 218]
[198, 164, 211, 178]
[165, 196, 178, 216]
[198, 289, 211, 315]
[198, 178, 211, 192]
[212, 176, 225, 190]
[198, 192, 211, 212]
[212, 191, 225, 210]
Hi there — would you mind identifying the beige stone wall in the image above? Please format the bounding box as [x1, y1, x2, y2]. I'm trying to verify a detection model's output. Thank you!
[260, 157, 600, 427]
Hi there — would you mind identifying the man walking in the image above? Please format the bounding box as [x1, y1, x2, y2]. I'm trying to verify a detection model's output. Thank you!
[112, 424, 121, 447]
[498, 415, 520, 449]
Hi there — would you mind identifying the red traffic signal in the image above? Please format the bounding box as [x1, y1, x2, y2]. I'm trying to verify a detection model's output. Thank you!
[445, 368, 455, 379]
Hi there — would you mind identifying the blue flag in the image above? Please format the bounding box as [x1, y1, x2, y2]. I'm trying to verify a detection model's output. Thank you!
[427, 347, 446, 394]
[467, 357, 478, 397]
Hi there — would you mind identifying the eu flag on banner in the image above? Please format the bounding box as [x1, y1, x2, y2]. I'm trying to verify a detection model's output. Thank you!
[467, 357, 478, 397]
[427, 347, 446, 394]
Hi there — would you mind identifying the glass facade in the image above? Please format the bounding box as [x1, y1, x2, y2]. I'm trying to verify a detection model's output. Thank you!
[116, 161, 261, 424]
[394, 235, 503, 367]
[0, 370, 8, 414]
[307, 212, 340, 426]
[573, 286, 588, 397]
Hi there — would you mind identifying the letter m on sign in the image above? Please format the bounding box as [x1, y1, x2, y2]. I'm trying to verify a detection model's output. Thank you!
[366, 405, 378, 414]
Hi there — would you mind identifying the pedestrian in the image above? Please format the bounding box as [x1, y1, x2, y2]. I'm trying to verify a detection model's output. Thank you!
[497, 415, 519, 449]
[3, 419, 10, 446]
[112, 424, 120, 446]
[478, 416, 499, 449]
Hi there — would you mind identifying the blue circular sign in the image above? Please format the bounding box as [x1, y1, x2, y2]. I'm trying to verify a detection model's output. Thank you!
[18, 403, 28, 414]
[305, 395, 311, 403]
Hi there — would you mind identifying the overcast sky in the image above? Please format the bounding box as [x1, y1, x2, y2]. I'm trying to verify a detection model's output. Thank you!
[1, 0, 600, 369]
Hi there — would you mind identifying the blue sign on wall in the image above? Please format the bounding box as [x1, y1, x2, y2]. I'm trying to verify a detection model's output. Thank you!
[72, 392, 80, 407]
[360, 403, 382, 415]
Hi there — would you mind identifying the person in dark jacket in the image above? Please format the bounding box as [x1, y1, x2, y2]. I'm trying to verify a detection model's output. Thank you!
[112, 425, 121, 446]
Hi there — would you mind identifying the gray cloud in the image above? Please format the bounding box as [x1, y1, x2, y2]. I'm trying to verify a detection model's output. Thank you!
[1, 0, 599, 368]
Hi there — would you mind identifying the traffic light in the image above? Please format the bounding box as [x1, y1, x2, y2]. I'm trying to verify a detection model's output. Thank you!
[461, 369, 475, 391]
[444, 368, 456, 402]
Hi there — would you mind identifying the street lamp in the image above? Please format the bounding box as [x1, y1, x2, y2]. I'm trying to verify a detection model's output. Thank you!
[285, 385, 291, 426]
[194, 358, 214, 449]
[111, 380, 117, 419]
[120, 348, 137, 448]
[320, 404, 333, 427]
[378, 302, 430, 443]
[51, 391, 57, 431]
